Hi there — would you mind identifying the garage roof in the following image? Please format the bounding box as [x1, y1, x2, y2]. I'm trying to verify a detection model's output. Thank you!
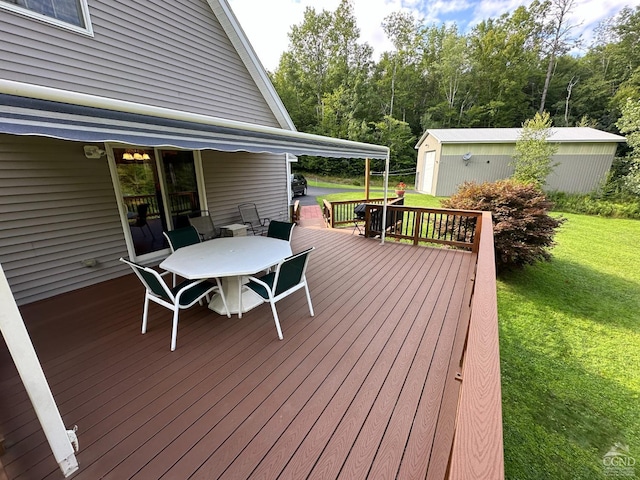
[416, 127, 626, 148]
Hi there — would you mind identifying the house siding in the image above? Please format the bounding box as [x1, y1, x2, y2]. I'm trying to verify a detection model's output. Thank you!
[0, 137, 292, 306]
[0, 135, 129, 305]
[0, 0, 279, 127]
[200, 150, 291, 226]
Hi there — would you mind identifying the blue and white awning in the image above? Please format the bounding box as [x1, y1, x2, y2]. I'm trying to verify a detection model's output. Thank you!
[0, 92, 389, 160]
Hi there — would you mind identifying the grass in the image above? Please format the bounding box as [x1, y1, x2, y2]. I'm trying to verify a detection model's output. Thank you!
[498, 214, 640, 479]
[313, 184, 640, 478]
[297, 173, 414, 190]
[317, 190, 444, 209]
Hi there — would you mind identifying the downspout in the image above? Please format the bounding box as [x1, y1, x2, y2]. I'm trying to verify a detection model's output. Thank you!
[286, 153, 294, 221]
[380, 151, 390, 244]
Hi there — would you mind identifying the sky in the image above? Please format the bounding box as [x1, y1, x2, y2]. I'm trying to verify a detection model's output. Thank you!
[227, 0, 640, 72]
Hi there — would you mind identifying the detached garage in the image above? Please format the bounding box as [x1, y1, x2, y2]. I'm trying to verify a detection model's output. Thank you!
[415, 127, 626, 197]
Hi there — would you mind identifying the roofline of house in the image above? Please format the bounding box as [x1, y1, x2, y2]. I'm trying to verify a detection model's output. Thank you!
[207, 0, 297, 132]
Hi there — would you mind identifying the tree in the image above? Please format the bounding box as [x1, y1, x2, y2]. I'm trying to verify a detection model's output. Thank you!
[511, 111, 559, 186]
[423, 25, 471, 128]
[272, 0, 373, 138]
[465, 7, 540, 127]
[361, 116, 416, 172]
[568, 6, 640, 131]
[535, 0, 582, 113]
[269, 1, 638, 179]
[379, 11, 425, 129]
[616, 98, 640, 195]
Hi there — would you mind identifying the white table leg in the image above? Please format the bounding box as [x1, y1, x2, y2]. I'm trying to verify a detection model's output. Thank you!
[208, 276, 263, 315]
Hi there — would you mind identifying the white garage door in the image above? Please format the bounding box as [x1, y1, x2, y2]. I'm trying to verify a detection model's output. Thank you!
[422, 151, 436, 194]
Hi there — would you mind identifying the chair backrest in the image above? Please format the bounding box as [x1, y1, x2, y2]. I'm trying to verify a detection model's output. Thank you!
[188, 210, 216, 239]
[163, 226, 201, 252]
[273, 247, 314, 296]
[135, 203, 149, 226]
[119, 257, 173, 302]
[354, 203, 366, 220]
[267, 220, 295, 242]
[238, 203, 261, 226]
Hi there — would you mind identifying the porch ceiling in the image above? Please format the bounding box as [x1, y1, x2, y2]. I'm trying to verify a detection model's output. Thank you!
[1, 226, 475, 479]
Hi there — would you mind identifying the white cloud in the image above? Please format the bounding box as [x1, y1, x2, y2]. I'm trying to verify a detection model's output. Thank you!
[227, 0, 640, 71]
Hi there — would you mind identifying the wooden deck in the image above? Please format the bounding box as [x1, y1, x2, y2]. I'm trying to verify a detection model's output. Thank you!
[0, 226, 477, 480]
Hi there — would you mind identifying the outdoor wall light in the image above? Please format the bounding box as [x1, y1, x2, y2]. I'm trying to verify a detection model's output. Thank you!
[83, 145, 106, 159]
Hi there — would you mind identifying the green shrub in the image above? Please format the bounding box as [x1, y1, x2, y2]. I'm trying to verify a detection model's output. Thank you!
[441, 180, 565, 272]
[547, 191, 640, 219]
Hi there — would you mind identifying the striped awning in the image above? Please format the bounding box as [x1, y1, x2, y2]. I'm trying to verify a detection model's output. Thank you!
[0, 93, 389, 160]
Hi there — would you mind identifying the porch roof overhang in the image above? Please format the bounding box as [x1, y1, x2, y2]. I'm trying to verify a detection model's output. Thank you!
[0, 81, 389, 160]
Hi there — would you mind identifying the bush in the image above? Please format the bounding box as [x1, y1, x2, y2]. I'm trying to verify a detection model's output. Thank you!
[441, 180, 565, 272]
[547, 191, 640, 219]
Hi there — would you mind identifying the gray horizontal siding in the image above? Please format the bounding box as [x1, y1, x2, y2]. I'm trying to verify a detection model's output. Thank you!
[0, 0, 279, 127]
[200, 150, 290, 227]
[0, 135, 129, 305]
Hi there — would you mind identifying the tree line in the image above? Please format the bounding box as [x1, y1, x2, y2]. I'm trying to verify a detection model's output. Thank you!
[269, 0, 640, 182]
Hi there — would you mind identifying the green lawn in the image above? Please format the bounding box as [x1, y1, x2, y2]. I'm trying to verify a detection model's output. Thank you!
[499, 213, 639, 479]
[318, 191, 443, 208]
[319, 188, 640, 478]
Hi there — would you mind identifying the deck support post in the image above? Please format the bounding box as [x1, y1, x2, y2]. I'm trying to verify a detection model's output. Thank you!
[0, 264, 79, 478]
[380, 152, 390, 244]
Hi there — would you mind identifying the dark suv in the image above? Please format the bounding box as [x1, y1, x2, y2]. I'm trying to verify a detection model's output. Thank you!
[291, 173, 307, 196]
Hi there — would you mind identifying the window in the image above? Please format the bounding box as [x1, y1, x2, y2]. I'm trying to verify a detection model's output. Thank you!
[0, 0, 91, 32]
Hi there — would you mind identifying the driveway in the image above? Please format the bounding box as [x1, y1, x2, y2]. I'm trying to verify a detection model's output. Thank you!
[294, 186, 368, 206]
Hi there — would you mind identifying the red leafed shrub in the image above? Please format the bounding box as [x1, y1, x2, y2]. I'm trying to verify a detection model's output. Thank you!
[441, 180, 566, 272]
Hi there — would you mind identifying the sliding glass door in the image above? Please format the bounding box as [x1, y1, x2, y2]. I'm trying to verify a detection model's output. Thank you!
[112, 148, 202, 259]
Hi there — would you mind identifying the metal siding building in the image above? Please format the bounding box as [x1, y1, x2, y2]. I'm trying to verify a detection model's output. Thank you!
[415, 128, 626, 197]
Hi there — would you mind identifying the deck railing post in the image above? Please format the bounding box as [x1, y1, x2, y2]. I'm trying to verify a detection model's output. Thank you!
[471, 212, 483, 253]
[414, 210, 422, 245]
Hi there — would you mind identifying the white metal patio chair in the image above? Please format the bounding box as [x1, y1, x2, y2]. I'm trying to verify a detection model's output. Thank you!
[120, 257, 230, 351]
[238, 202, 270, 235]
[188, 210, 219, 241]
[241, 247, 314, 340]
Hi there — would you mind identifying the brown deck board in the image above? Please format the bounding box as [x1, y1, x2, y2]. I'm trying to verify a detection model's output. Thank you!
[207, 245, 440, 479]
[298, 250, 455, 480]
[1, 226, 477, 480]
